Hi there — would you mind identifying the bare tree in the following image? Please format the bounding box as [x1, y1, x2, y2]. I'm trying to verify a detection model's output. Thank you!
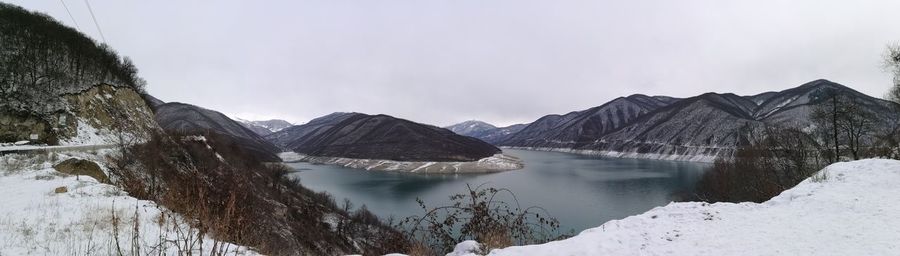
[810, 89, 845, 163]
[838, 98, 876, 160]
[884, 43, 900, 105]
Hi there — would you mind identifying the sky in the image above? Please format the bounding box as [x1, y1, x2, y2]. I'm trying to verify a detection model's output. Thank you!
[7, 1, 900, 127]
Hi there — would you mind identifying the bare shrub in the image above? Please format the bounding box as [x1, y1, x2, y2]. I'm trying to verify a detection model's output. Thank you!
[397, 183, 567, 254]
[108, 131, 409, 255]
[692, 127, 826, 203]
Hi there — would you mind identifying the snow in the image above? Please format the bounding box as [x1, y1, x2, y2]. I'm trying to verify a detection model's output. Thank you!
[0, 152, 259, 255]
[447, 240, 482, 256]
[60, 119, 140, 146]
[448, 159, 900, 256]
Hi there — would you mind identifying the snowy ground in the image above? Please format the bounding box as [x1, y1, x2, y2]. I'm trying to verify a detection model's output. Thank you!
[0, 151, 258, 255]
[279, 152, 524, 173]
[446, 159, 900, 256]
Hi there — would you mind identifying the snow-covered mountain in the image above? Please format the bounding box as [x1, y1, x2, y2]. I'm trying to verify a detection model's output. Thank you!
[236, 118, 293, 136]
[502, 94, 678, 148]
[445, 121, 529, 145]
[500, 80, 899, 162]
[445, 120, 498, 136]
[266, 112, 502, 162]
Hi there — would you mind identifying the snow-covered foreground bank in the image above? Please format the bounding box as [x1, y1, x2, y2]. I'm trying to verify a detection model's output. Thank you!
[0, 152, 258, 255]
[447, 159, 900, 256]
[279, 152, 524, 173]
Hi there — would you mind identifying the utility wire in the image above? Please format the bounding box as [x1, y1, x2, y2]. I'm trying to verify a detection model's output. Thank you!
[83, 0, 106, 44]
[58, 0, 81, 31]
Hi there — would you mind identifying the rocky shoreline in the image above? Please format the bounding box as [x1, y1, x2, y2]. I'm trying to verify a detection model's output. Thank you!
[279, 152, 524, 173]
[502, 146, 723, 163]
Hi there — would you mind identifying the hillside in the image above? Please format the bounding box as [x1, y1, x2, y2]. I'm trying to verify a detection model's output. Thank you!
[154, 102, 281, 161]
[0, 3, 146, 117]
[269, 113, 502, 162]
[444, 159, 900, 255]
[0, 3, 409, 255]
[265, 112, 359, 149]
[501, 80, 899, 162]
[502, 94, 675, 148]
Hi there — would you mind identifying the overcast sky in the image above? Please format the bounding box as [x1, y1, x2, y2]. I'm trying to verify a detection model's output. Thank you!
[8, 1, 900, 126]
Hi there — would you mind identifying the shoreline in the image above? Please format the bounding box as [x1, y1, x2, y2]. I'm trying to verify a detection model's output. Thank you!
[278, 152, 524, 173]
[501, 146, 724, 163]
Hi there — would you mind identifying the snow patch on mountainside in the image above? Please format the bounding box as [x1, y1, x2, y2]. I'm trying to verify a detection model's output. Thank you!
[279, 152, 523, 173]
[448, 159, 900, 256]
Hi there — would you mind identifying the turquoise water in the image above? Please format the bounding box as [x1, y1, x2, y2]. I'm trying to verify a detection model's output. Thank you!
[288, 149, 709, 233]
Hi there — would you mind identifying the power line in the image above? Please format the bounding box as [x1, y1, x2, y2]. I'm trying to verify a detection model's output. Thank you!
[58, 0, 81, 31]
[83, 0, 106, 44]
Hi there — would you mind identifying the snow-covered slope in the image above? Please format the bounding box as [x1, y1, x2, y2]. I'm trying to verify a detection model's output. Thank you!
[501, 94, 675, 148]
[236, 118, 293, 136]
[0, 151, 257, 255]
[459, 159, 900, 256]
[445, 120, 498, 136]
[445, 121, 528, 145]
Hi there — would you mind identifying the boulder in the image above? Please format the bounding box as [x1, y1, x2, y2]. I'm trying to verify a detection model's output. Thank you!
[53, 158, 109, 184]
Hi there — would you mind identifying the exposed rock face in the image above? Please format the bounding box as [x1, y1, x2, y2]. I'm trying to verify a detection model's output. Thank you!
[61, 84, 159, 145]
[268, 112, 502, 162]
[0, 84, 158, 145]
[501, 80, 899, 162]
[0, 113, 50, 144]
[154, 102, 281, 161]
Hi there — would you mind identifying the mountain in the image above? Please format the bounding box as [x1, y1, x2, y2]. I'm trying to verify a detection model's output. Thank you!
[472, 123, 530, 145]
[444, 121, 529, 145]
[236, 118, 293, 136]
[501, 94, 677, 148]
[445, 120, 498, 136]
[265, 112, 359, 149]
[501, 79, 898, 162]
[154, 102, 281, 161]
[752, 79, 897, 127]
[590, 93, 765, 160]
[267, 112, 501, 162]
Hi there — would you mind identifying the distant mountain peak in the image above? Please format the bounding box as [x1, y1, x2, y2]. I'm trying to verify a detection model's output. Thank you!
[445, 120, 498, 136]
[234, 118, 294, 136]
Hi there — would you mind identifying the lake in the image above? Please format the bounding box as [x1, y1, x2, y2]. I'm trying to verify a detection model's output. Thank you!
[288, 149, 710, 233]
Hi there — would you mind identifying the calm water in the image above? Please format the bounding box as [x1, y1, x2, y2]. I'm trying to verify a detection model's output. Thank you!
[288, 149, 709, 233]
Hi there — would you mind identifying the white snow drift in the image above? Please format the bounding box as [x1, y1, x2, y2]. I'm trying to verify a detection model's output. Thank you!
[0, 151, 258, 255]
[449, 159, 900, 256]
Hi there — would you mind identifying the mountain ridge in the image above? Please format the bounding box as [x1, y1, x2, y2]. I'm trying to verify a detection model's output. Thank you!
[499, 79, 899, 162]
